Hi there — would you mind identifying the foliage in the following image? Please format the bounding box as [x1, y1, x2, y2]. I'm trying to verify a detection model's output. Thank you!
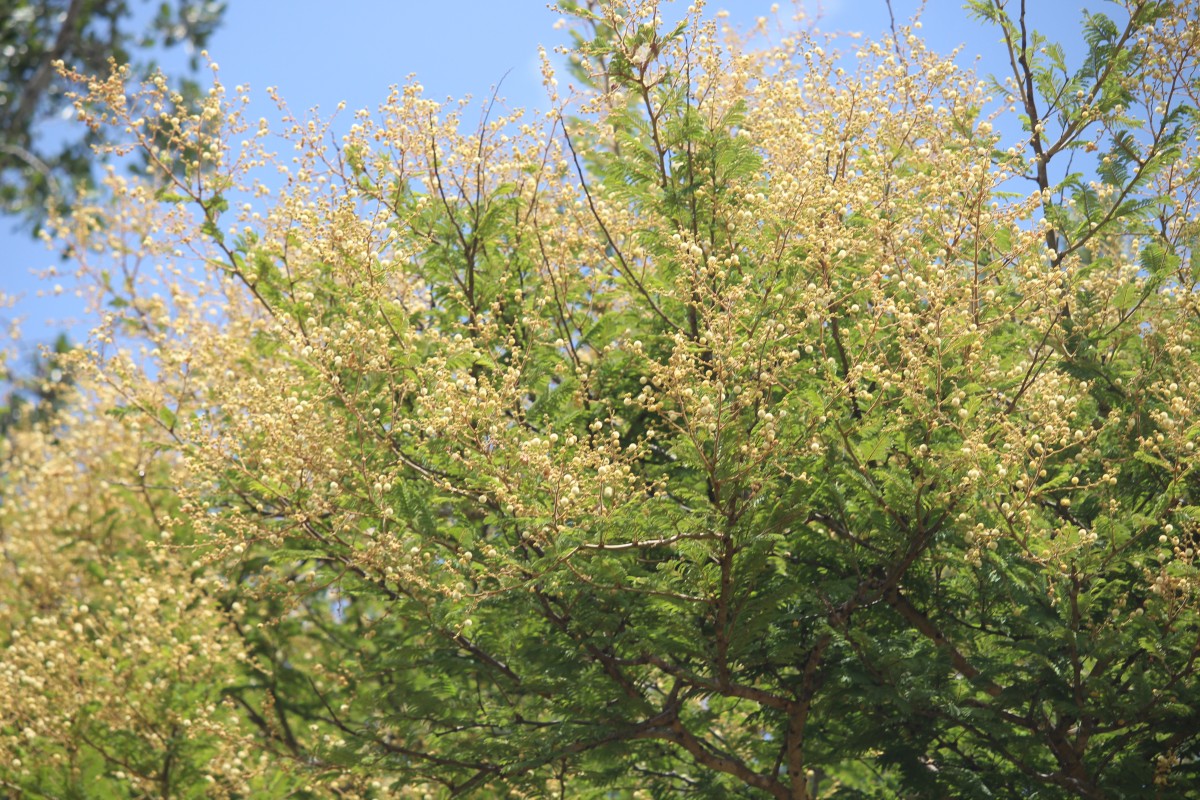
[0, 331, 74, 436]
[0, 0, 225, 228]
[3, 0, 1200, 797]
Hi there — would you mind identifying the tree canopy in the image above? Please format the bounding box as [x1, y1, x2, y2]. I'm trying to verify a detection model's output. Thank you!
[3, 1, 1200, 797]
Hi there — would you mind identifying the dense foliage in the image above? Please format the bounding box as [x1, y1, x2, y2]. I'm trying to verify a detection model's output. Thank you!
[3, 1, 1200, 797]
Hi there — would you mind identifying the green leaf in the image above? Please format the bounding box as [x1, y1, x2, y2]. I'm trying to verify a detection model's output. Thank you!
[1112, 282, 1142, 311]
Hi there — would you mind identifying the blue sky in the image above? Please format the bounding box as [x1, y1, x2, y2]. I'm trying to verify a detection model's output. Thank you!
[2, 0, 1094, 358]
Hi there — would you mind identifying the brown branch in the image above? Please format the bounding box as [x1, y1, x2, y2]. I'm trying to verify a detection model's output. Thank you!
[662, 718, 789, 800]
[641, 652, 794, 712]
[9, 0, 86, 133]
[886, 587, 1003, 698]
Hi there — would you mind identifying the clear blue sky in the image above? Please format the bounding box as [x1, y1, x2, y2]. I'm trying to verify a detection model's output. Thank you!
[1, 0, 1093, 359]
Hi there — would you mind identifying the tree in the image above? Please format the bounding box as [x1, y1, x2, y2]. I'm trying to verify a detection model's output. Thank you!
[3, 0, 1200, 797]
[0, 0, 225, 227]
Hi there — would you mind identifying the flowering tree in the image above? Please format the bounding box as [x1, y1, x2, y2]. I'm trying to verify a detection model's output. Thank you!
[3, 0, 1200, 797]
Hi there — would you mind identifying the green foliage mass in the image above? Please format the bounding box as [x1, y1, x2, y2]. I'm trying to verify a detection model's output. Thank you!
[3, 1, 1200, 798]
